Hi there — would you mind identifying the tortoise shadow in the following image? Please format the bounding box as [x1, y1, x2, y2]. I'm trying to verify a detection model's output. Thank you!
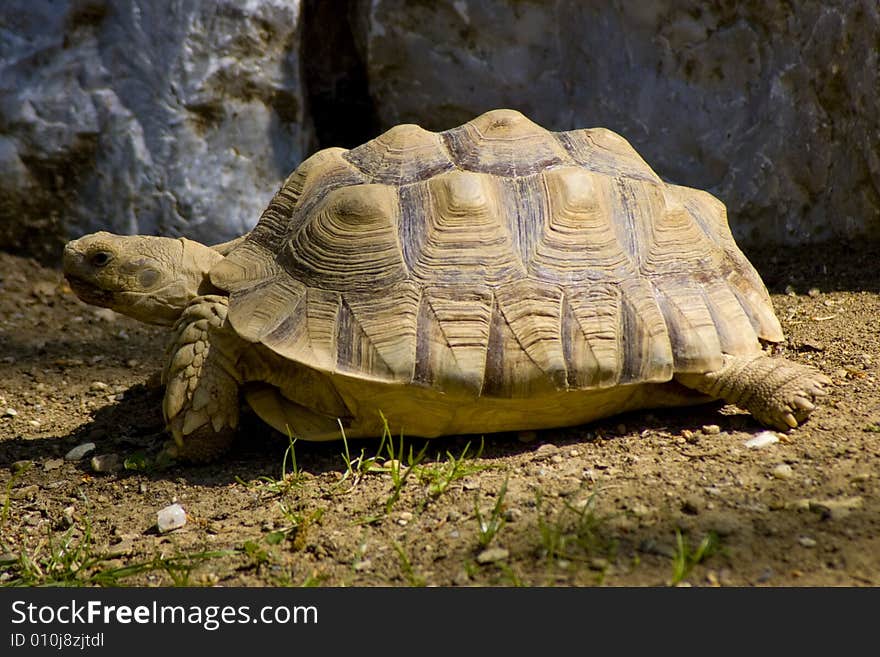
[744, 240, 880, 295]
[0, 372, 742, 488]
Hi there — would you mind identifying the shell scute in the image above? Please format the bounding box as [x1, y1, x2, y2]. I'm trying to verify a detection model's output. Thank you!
[217, 110, 778, 395]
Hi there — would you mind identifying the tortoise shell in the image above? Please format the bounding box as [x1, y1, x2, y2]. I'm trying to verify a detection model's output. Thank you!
[210, 109, 782, 400]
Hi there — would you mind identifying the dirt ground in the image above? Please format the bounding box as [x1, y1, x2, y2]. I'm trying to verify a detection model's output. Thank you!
[1, 241, 878, 587]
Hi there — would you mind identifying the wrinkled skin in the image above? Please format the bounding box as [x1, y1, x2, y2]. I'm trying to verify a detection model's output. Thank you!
[62, 231, 225, 325]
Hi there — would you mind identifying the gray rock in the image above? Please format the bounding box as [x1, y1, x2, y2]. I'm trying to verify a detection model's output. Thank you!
[355, 0, 880, 246]
[1, 0, 311, 257]
[65, 442, 96, 461]
[9, 0, 878, 254]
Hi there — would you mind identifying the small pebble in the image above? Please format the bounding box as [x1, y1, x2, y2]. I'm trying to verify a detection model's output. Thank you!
[91, 453, 123, 473]
[771, 464, 794, 480]
[93, 308, 117, 322]
[744, 431, 779, 448]
[503, 508, 522, 522]
[798, 536, 817, 548]
[681, 496, 702, 515]
[43, 458, 64, 471]
[12, 460, 32, 474]
[550, 454, 564, 464]
[353, 559, 372, 572]
[65, 442, 96, 461]
[157, 503, 187, 533]
[90, 381, 109, 391]
[4, 408, 17, 417]
[384, 459, 403, 471]
[701, 424, 721, 435]
[126, 359, 140, 368]
[588, 557, 610, 571]
[28, 420, 41, 428]
[107, 539, 135, 557]
[534, 443, 559, 457]
[476, 547, 509, 564]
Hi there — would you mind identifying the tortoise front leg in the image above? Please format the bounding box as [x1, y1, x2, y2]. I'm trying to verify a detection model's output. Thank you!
[675, 354, 831, 430]
[162, 294, 241, 461]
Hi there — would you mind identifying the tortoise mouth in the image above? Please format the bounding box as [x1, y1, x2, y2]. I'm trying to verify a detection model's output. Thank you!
[65, 273, 116, 308]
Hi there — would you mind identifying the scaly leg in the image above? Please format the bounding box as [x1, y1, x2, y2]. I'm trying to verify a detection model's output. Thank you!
[162, 294, 241, 461]
[675, 354, 831, 430]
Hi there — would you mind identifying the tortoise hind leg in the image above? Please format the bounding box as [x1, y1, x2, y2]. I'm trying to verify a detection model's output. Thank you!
[162, 294, 242, 461]
[675, 354, 831, 430]
[243, 385, 347, 442]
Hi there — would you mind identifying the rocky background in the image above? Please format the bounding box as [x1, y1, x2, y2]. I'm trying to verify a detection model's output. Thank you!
[2, 0, 878, 261]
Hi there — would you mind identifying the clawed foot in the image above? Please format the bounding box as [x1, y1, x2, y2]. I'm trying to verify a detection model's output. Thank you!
[677, 354, 832, 432]
[758, 367, 831, 430]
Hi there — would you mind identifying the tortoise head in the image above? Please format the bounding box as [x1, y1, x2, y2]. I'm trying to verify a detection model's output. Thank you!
[62, 231, 225, 326]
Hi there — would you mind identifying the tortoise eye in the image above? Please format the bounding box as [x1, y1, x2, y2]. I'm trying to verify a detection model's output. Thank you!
[89, 251, 113, 268]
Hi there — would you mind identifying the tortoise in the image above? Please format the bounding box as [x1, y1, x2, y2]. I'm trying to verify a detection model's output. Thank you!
[62, 109, 830, 461]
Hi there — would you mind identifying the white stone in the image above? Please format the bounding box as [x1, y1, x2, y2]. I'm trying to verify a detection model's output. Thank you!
[771, 464, 794, 479]
[744, 432, 780, 448]
[157, 504, 187, 533]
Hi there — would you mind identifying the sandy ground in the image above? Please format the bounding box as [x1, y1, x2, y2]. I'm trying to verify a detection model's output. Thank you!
[0, 241, 878, 587]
